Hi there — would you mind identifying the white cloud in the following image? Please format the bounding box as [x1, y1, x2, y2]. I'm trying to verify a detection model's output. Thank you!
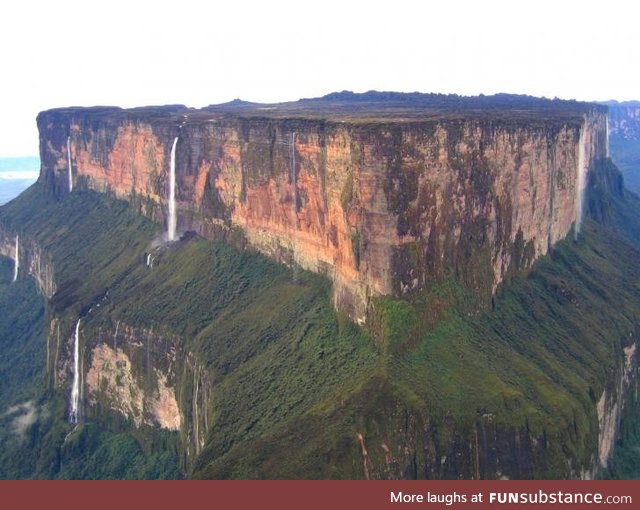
[4, 401, 38, 438]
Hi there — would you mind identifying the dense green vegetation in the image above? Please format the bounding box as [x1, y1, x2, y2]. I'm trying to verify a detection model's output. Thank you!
[1, 157, 639, 479]
[196, 216, 640, 479]
[0, 256, 45, 478]
[610, 138, 640, 195]
[0, 185, 379, 479]
[0, 189, 182, 479]
[194, 159, 640, 479]
[0, 184, 158, 318]
[55, 424, 181, 479]
[90, 235, 380, 465]
[0, 257, 45, 406]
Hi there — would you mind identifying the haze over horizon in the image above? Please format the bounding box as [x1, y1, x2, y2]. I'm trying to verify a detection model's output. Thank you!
[2, 0, 638, 156]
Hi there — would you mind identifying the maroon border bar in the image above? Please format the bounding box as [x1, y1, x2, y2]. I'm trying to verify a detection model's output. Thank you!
[2, 480, 638, 510]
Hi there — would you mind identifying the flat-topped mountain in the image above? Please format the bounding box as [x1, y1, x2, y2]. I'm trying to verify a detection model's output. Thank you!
[48, 91, 606, 124]
[38, 92, 607, 322]
[2, 92, 639, 480]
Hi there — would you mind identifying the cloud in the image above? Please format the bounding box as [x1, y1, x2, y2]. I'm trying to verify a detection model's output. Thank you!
[4, 401, 38, 439]
[0, 170, 39, 180]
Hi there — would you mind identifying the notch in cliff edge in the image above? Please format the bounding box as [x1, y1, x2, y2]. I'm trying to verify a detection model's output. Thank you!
[36, 93, 609, 323]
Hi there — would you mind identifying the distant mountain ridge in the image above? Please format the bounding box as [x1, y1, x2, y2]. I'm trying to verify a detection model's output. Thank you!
[602, 101, 640, 194]
[310, 90, 602, 111]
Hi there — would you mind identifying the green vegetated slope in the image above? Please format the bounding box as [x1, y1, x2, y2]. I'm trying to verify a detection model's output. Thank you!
[0, 258, 45, 407]
[194, 159, 640, 479]
[587, 159, 640, 479]
[0, 188, 182, 479]
[193, 219, 640, 479]
[1, 158, 639, 479]
[610, 137, 640, 195]
[0, 185, 379, 479]
[85, 228, 380, 471]
[589, 158, 640, 246]
[0, 256, 46, 478]
[0, 253, 177, 479]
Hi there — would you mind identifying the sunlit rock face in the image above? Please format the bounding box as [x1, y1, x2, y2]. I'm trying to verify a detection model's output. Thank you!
[37, 95, 607, 322]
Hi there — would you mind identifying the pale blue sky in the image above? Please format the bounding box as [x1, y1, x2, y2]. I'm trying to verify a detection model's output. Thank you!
[1, 0, 638, 156]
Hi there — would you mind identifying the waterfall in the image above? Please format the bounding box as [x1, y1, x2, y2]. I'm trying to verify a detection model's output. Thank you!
[605, 116, 610, 158]
[290, 132, 297, 211]
[12, 235, 19, 282]
[193, 369, 200, 454]
[290, 132, 299, 282]
[167, 137, 179, 241]
[54, 322, 61, 387]
[574, 123, 588, 240]
[113, 320, 120, 351]
[46, 321, 50, 377]
[67, 136, 73, 193]
[146, 253, 152, 267]
[70, 319, 81, 424]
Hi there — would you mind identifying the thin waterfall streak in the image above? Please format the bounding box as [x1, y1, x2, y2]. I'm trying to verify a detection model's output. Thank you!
[13, 235, 19, 282]
[46, 322, 51, 376]
[70, 319, 81, 424]
[168, 137, 179, 241]
[290, 132, 299, 282]
[290, 132, 296, 211]
[114, 320, 120, 351]
[193, 369, 199, 452]
[79, 345, 84, 422]
[203, 383, 209, 432]
[605, 116, 610, 158]
[575, 122, 588, 240]
[54, 323, 61, 387]
[67, 136, 73, 193]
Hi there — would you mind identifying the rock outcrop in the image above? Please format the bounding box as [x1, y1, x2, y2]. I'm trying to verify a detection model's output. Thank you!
[48, 316, 209, 465]
[37, 95, 607, 322]
[0, 230, 56, 298]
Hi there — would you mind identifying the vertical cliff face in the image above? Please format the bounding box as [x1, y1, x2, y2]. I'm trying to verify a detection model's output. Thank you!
[0, 229, 56, 298]
[37, 97, 608, 322]
[596, 341, 639, 471]
[604, 101, 640, 195]
[6, 132, 640, 479]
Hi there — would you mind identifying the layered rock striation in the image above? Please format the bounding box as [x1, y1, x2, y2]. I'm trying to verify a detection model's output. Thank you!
[37, 94, 608, 321]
